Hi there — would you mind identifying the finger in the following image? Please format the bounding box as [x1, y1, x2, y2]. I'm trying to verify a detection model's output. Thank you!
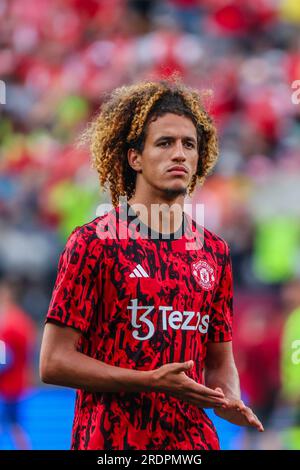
[227, 399, 246, 411]
[252, 419, 264, 432]
[173, 389, 226, 402]
[187, 396, 230, 409]
[180, 379, 226, 398]
[186, 399, 228, 409]
[235, 400, 246, 410]
[173, 388, 227, 404]
[248, 418, 264, 432]
[194, 384, 225, 398]
[169, 360, 194, 373]
[214, 388, 230, 406]
[248, 414, 264, 432]
[256, 420, 264, 432]
[241, 408, 264, 432]
[182, 392, 229, 407]
[179, 360, 195, 372]
[202, 397, 229, 406]
[185, 360, 194, 370]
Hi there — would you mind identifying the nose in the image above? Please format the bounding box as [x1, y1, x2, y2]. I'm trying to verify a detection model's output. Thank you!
[171, 140, 186, 162]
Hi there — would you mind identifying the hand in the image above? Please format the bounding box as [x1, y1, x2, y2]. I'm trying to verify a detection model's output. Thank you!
[213, 388, 264, 432]
[150, 360, 229, 409]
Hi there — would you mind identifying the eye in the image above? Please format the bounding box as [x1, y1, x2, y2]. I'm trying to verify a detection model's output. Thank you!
[158, 141, 170, 147]
[184, 141, 196, 149]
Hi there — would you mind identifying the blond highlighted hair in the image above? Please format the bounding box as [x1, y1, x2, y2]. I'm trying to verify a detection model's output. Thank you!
[82, 77, 219, 207]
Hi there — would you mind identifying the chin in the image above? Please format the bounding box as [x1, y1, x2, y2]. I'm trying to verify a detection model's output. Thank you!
[163, 186, 187, 198]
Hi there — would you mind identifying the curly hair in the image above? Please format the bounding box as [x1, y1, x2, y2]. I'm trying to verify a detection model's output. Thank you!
[82, 77, 219, 207]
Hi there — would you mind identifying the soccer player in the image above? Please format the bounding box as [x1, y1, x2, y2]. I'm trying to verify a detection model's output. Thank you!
[40, 78, 264, 450]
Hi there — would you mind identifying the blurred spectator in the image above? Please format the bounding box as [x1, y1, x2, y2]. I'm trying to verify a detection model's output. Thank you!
[233, 293, 283, 449]
[0, 281, 36, 449]
[0, 0, 299, 449]
[280, 278, 300, 449]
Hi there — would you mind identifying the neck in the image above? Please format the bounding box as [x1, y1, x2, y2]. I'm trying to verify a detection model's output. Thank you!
[128, 189, 185, 235]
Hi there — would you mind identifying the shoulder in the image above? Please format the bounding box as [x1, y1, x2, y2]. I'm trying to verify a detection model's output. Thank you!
[187, 213, 230, 259]
[66, 206, 118, 249]
[67, 218, 101, 247]
[202, 226, 230, 257]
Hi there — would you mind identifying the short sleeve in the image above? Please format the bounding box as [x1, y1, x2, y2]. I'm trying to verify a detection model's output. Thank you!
[46, 227, 101, 334]
[208, 242, 233, 342]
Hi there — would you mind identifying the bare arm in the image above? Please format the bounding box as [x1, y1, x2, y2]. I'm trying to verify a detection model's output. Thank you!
[205, 341, 241, 400]
[39, 322, 228, 408]
[39, 322, 151, 393]
[205, 341, 264, 432]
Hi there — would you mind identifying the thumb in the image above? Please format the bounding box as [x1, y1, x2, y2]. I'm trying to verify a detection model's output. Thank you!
[182, 360, 194, 371]
[170, 360, 194, 373]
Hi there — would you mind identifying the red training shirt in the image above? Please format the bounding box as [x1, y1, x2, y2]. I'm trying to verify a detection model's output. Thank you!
[46, 202, 233, 450]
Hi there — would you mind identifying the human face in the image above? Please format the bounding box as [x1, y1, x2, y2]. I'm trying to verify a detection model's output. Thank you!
[128, 113, 199, 199]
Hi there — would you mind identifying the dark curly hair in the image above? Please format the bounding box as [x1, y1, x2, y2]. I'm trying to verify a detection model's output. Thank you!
[82, 77, 219, 207]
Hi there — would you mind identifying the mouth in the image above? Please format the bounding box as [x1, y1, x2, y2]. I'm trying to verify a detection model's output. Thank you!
[167, 165, 188, 176]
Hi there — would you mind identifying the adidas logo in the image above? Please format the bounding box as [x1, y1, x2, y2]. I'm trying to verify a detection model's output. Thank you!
[129, 264, 149, 278]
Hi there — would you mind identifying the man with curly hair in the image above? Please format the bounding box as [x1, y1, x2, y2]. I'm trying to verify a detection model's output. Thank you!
[40, 78, 263, 450]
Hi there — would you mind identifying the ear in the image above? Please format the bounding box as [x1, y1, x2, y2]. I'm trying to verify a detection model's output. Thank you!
[127, 148, 142, 173]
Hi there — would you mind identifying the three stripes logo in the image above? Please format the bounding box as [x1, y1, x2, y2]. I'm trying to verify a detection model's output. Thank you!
[129, 264, 149, 278]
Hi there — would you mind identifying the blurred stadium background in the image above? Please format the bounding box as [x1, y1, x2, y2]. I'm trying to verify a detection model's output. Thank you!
[0, 0, 300, 450]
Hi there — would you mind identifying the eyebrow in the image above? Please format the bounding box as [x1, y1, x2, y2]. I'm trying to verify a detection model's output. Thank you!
[154, 135, 197, 144]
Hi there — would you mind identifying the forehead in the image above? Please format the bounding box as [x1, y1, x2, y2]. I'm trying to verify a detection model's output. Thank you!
[146, 113, 197, 139]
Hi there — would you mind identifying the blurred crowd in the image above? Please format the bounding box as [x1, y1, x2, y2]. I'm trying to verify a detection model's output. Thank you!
[0, 0, 300, 449]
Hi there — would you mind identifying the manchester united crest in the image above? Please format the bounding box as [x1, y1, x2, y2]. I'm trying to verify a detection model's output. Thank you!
[192, 260, 215, 290]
